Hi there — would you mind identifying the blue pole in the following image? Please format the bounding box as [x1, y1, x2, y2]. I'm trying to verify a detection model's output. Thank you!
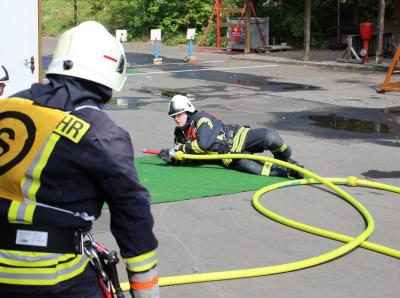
[154, 39, 159, 59]
[188, 39, 193, 57]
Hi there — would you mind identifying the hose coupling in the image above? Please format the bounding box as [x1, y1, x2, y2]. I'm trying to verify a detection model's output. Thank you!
[347, 176, 358, 187]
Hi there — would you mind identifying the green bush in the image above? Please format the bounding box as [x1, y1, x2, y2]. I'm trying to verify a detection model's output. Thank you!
[196, 23, 217, 47]
[42, 0, 75, 36]
[42, 0, 215, 44]
[163, 33, 187, 46]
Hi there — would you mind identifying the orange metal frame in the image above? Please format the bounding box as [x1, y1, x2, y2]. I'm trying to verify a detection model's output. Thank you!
[380, 45, 400, 93]
[199, 0, 266, 52]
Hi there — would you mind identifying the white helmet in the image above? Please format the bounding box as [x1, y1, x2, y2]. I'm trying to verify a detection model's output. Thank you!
[0, 65, 9, 83]
[47, 21, 126, 91]
[168, 95, 195, 116]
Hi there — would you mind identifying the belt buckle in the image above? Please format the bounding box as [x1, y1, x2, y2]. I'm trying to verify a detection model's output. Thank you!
[74, 230, 83, 254]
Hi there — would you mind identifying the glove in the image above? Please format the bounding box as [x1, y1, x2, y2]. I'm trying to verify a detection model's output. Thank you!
[217, 143, 231, 154]
[129, 266, 160, 298]
[159, 148, 176, 163]
[159, 146, 182, 163]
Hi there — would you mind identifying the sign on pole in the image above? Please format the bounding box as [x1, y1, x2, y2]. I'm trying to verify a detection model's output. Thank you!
[116, 30, 127, 42]
[150, 29, 162, 64]
[186, 28, 196, 40]
[150, 29, 162, 41]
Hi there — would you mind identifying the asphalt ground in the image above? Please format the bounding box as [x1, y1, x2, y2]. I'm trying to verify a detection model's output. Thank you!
[43, 38, 400, 297]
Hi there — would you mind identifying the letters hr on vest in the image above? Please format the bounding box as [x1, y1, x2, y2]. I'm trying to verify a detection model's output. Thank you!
[54, 114, 90, 144]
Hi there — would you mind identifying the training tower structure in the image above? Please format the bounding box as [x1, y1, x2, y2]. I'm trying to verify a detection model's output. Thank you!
[199, 0, 266, 53]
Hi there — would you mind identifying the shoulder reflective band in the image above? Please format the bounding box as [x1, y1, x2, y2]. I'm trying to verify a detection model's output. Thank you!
[54, 114, 90, 143]
[196, 117, 213, 129]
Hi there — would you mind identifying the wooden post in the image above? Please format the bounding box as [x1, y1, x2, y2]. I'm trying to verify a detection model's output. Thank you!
[352, 0, 360, 25]
[216, 0, 221, 48]
[73, 0, 78, 26]
[38, 0, 42, 84]
[376, 0, 385, 64]
[396, 0, 400, 25]
[304, 0, 311, 61]
[245, 0, 251, 53]
[337, 0, 341, 46]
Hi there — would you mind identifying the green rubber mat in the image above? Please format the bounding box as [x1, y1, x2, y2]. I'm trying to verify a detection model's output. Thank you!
[127, 68, 143, 75]
[135, 156, 289, 204]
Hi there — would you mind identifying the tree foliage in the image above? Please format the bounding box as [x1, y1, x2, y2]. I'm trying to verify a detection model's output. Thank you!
[253, 0, 399, 48]
[42, 0, 399, 48]
[85, 0, 215, 44]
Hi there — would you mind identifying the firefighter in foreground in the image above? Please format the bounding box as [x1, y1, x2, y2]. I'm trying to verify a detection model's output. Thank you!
[160, 95, 304, 179]
[0, 65, 9, 96]
[0, 21, 159, 297]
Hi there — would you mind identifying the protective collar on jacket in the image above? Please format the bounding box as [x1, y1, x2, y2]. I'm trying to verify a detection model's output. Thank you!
[12, 75, 112, 111]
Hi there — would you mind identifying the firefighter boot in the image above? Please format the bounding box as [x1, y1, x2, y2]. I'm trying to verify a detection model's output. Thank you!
[286, 158, 304, 179]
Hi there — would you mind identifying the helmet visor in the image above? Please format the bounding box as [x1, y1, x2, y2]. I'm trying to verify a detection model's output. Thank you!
[169, 101, 186, 116]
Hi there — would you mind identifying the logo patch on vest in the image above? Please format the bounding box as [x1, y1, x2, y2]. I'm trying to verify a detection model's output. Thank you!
[54, 114, 90, 143]
[0, 111, 36, 175]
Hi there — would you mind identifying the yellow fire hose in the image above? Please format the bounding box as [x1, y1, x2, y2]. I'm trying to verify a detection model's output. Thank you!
[120, 153, 400, 291]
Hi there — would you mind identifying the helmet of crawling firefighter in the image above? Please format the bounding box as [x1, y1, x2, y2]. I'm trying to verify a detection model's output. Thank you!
[168, 95, 195, 116]
[46, 21, 127, 91]
[0, 65, 9, 83]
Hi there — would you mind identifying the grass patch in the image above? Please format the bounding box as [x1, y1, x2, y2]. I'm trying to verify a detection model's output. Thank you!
[42, 0, 96, 36]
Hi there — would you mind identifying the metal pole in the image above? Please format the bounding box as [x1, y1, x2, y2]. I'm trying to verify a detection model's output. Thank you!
[304, 0, 311, 61]
[154, 39, 159, 59]
[245, 0, 251, 53]
[376, 0, 385, 64]
[189, 39, 193, 57]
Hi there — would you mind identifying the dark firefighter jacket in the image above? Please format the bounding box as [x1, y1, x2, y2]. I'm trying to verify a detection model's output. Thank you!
[173, 111, 250, 166]
[0, 76, 157, 286]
